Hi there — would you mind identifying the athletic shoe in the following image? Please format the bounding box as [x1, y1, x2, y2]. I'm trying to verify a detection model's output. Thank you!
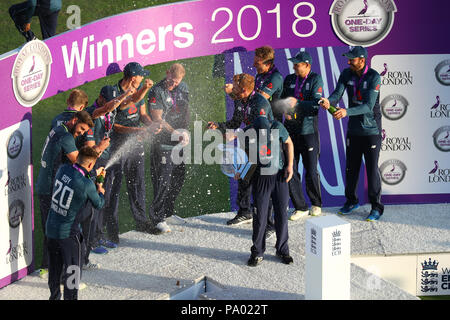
[247, 255, 263, 267]
[37, 268, 48, 279]
[91, 246, 108, 254]
[366, 209, 381, 222]
[276, 253, 294, 265]
[98, 239, 118, 249]
[83, 262, 100, 270]
[338, 203, 360, 215]
[226, 214, 252, 226]
[289, 209, 309, 221]
[310, 206, 322, 216]
[265, 229, 276, 240]
[156, 221, 171, 233]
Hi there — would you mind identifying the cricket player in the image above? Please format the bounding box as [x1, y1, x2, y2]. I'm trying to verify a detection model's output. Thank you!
[46, 146, 105, 300]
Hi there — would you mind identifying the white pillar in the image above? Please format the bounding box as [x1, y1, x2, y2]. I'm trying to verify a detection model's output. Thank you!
[305, 215, 351, 300]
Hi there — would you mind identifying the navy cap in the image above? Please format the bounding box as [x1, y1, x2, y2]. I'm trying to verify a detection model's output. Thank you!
[253, 115, 271, 130]
[100, 85, 118, 102]
[343, 46, 368, 59]
[123, 62, 150, 77]
[288, 51, 313, 65]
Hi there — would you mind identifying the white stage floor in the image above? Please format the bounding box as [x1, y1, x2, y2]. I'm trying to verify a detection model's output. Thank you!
[0, 203, 449, 300]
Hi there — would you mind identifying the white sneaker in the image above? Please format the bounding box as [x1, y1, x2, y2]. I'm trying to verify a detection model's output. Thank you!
[156, 221, 171, 233]
[83, 262, 100, 270]
[37, 268, 48, 279]
[60, 282, 87, 291]
[289, 209, 309, 221]
[310, 206, 322, 216]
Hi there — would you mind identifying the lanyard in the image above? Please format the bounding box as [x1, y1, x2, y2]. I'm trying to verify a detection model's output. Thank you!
[72, 163, 86, 177]
[294, 71, 311, 101]
[168, 89, 179, 113]
[353, 64, 369, 100]
[94, 101, 114, 134]
[255, 67, 278, 91]
[243, 91, 256, 124]
[61, 123, 69, 132]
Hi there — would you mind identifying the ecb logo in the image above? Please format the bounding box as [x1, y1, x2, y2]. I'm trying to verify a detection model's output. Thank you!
[11, 40, 52, 107]
[329, 0, 397, 46]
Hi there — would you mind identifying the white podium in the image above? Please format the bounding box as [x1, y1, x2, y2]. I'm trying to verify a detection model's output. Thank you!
[305, 215, 351, 300]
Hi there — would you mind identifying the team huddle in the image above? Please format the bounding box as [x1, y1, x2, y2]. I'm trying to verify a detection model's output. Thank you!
[36, 45, 384, 300]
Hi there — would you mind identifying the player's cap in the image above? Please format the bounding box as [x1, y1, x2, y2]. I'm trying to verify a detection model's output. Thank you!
[100, 85, 118, 102]
[123, 62, 150, 77]
[288, 51, 313, 65]
[253, 115, 271, 130]
[343, 46, 368, 59]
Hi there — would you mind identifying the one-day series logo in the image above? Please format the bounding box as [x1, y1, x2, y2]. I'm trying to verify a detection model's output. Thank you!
[329, 0, 397, 46]
[6, 130, 24, 159]
[434, 60, 450, 86]
[379, 159, 407, 185]
[11, 40, 52, 107]
[432, 126, 450, 152]
[380, 94, 409, 120]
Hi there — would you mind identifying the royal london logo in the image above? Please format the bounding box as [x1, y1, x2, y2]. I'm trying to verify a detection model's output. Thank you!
[379, 159, 406, 185]
[329, 0, 397, 46]
[4, 171, 27, 196]
[427, 160, 450, 183]
[380, 64, 413, 86]
[11, 40, 52, 107]
[381, 129, 412, 152]
[421, 258, 439, 293]
[434, 59, 450, 86]
[432, 126, 450, 152]
[380, 94, 408, 120]
[430, 95, 450, 119]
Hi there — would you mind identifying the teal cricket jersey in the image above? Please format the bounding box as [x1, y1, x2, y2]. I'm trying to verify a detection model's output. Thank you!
[328, 65, 382, 136]
[251, 118, 290, 173]
[218, 92, 274, 134]
[45, 163, 105, 239]
[147, 79, 190, 149]
[255, 66, 284, 101]
[110, 80, 145, 144]
[281, 71, 324, 135]
[24, 0, 62, 23]
[51, 109, 77, 129]
[36, 124, 78, 195]
[78, 103, 115, 160]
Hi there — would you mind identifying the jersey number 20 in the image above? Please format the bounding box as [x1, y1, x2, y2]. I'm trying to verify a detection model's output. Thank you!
[52, 180, 74, 210]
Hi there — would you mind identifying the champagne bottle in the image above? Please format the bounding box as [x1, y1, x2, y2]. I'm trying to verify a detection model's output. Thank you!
[319, 99, 338, 115]
[328, 104, 338, 115]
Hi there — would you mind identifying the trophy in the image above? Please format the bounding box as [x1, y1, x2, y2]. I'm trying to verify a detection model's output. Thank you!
[217, 143, 256, 182]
